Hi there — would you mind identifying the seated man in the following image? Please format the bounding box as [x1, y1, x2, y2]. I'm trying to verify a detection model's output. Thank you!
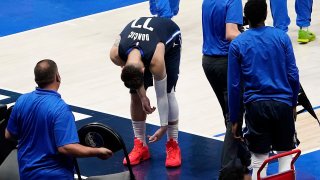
[5, 59, 113, 180]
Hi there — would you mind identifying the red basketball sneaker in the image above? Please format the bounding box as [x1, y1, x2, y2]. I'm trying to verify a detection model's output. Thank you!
[123, 138, 151, 165]
[165, 139, 181, 167]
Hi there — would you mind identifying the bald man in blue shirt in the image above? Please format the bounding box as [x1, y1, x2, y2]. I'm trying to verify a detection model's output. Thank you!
[6, 59, 113, 180]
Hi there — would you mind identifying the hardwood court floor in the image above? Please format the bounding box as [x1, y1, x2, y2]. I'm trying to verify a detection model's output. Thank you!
[0, 0, 319, 154]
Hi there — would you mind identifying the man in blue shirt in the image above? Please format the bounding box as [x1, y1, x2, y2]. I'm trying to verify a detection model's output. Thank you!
[228, 0, 300, 179]
[149, 0, 180, 18]
[270, 0, 315, 43]
[5, 59, 113, 180]
[202, 0, 247, 178]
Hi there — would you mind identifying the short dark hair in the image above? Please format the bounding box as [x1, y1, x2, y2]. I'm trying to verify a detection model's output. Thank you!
[244, 0, 267, 27]
[121, 65, 144, 89]
[34, 59, 58, 88]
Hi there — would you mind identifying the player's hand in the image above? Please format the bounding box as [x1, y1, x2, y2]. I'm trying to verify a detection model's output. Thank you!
[140, 96, 156, 114]
[148, 126, 168, 143]
[231, 122, 241, 139]
[97, 147, 113, 160]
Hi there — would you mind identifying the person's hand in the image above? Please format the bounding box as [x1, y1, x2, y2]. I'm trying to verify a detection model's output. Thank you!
[231, 122, 241, 139]
[140, 96, 156, 114]
[148, 126, 168, 143]
[97, 147, 113, 160]
[293, 106, 297, 120]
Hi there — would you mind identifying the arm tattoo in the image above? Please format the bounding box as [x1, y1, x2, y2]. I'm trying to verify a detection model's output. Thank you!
[113, 35, 121, 47]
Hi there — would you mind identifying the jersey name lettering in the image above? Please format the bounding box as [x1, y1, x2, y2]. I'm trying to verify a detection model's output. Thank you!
[128, 31, 150, 41]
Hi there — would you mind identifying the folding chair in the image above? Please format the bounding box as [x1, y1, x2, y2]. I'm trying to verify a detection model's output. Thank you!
[75, 122, 135, 180]
[297, 84, 319, 125]
[257, 149, 301, 180]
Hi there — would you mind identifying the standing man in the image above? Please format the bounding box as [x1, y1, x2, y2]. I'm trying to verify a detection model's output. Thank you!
[228, 0, 300, 179]
[201, 0, 246, 177]
[149, 0, 180, 19]
[270, 0, 315, 43]
[5, 59, 113, 180]
[110, 17, 182, 167]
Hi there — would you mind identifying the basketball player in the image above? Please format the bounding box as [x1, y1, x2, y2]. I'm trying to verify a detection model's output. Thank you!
[110, 17, 182, 167]
[269, 0, 315, 43]
[228, 0, 300, 179]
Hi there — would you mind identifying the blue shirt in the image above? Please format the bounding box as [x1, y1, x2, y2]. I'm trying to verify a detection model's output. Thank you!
[7, 88, 79, 180]
[202, 0, 243, 56]
[228, 26, 300, 123]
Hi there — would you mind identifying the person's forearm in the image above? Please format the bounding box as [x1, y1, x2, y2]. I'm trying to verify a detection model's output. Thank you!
[155, 76, 169, 126]
[58, 143, 100, 158]
[5, 129, 17, 141]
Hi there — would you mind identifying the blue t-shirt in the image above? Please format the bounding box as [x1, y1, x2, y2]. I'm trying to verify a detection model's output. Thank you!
[202, 0, 243, 56]
[228, 26, 300, 123]
[6, 88, 79, 180]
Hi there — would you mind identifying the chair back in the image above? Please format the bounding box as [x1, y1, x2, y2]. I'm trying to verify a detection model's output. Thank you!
[257, 149, 301, 180]
[76, 123, 135, 180]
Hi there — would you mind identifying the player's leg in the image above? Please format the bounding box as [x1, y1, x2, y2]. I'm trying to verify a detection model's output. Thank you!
[123, 74, 153, 166]
[169, 0, 180, 16]
[244, 101, 273, 179]
[164, 35, 181, 167]
[271, 101, 296, 173]
[270, 0, 290, 32]
[202, 55, 228, 125]
[149, 0, 173, 18]
[296, 0, 315, 43]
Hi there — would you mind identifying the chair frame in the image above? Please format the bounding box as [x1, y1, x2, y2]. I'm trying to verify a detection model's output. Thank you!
[257, 149, 301, 180]
[75, 122, 135, 180]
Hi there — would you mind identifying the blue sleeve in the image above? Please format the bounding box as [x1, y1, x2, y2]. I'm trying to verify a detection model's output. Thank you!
[228, 41, 242, 123]
[54, 105, 79, 147]
[6, 102, 20, 137]
[226, 0, 243, 25]
[284, 34, 300, 106]
[150, 0, 173, 18]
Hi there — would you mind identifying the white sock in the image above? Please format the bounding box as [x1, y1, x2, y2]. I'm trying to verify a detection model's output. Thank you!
[277, 151, 292, 173]
[132, 120, 146, 146]
[301, 26, 308, 31]
[251, 152, 269, 180]
[167, 123, 178, 142]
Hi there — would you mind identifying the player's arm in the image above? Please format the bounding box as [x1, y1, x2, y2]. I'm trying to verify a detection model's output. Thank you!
[226, 23, 241, 41]
[284, 34, 300, 106]
[228, 41, 242, 138]
[110, 35, 125, 67]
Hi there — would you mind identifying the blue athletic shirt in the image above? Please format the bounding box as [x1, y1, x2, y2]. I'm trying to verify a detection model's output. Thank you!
[202, 0, 243, 56]
[228, 26, 300, 123]
[7, 88, 79, 180]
